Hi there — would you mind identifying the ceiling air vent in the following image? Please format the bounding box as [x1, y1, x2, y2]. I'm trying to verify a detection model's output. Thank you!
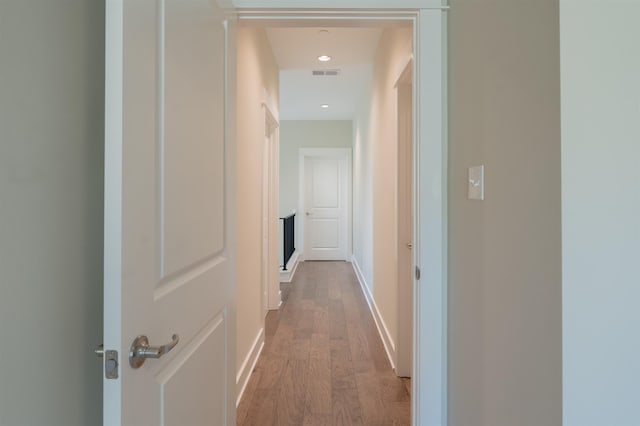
[312, 69, 341, 77]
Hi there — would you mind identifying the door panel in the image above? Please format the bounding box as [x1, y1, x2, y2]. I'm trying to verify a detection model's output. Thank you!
[157, 315, 225, 426]
[313, 219, 340, 248]
[311, 160, 339, 208]
[104, 0, 236, 425]
[163, 0, 225, 278]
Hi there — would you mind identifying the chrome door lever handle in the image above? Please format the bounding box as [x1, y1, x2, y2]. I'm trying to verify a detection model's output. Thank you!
[129, 334, 179, 369]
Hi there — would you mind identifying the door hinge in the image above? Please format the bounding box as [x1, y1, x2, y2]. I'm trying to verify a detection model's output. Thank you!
[95, 345, 119, 380]
[415, 266, 421, 280]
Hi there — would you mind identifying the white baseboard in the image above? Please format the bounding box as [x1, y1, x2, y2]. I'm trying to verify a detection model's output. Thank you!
[236, 328, 264, 407]
[279, 250, 300, 283]
[351, 255, 396, 370]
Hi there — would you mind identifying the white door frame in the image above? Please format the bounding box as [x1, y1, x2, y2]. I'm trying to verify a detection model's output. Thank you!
[262, 92, 281, 312]
[298, 148, 352, 262]
[237, 4, 448, 425]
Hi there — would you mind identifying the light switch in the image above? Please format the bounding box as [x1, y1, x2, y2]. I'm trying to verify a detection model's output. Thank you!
[468, 165, 484, 200]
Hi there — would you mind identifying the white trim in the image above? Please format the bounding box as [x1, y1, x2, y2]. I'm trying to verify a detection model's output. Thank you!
[351, 256, 396, 370]
[394, 55, 413, 89]
[298, 148, 352, 262]
[279, 250, 300, 283]
[262, 88, 279, 123]
[235, 328, 265, 408]
[103, 1, 124, 422]
[412, 9, 448, 426]
[234, 0, 448, 9]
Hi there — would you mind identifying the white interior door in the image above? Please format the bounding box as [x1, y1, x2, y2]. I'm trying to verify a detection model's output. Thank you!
[302, 150, 350, 261]
[103, 1, 236, 425]
[396, 63, 413, 378]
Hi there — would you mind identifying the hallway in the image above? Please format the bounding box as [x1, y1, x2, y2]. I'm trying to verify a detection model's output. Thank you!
[237, 261, 411, 425]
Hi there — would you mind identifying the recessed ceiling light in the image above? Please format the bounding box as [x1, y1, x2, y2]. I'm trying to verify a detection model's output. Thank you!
[318, 55, 332, 62]
[321, 104, 329, 109]
[318, 30, 330, 35]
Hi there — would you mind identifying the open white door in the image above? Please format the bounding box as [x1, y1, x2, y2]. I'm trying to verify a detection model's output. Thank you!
[103, 1, 236, 425]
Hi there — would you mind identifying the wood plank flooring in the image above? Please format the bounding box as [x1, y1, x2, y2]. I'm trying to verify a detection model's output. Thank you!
[237, 261, 411, 426]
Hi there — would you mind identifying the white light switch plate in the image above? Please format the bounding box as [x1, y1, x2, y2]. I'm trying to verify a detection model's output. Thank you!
[468, 165, 484, 200]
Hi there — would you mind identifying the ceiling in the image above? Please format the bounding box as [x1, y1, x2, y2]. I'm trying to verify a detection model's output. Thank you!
[265, 27, 383, 120]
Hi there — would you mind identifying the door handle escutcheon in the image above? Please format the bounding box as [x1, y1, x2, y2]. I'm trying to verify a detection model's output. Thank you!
[129, 334, 179, 369]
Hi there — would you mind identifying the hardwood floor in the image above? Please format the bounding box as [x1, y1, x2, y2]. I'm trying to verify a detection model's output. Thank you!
[237, 261, 411, 426]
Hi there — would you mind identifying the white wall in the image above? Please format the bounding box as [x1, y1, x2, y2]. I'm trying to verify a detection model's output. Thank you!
[279, 120, 353, 216]
[353, 28, 412, 361]
[0, 1, 104, 425]
[353, 110, 374, 289]
[235, 26, 279, 386]
[448, 1, 562, 425]
[561, 1, 640, 425]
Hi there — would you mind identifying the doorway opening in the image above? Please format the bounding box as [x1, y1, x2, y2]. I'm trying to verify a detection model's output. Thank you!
[237, 7, 447, 426]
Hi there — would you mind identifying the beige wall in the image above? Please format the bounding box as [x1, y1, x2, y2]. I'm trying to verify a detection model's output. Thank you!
[353, 28, 412, 359]
[448, 1, 562, 425]
[561, 1, 640, 424]
[0, 1, 104, 425]
[235, 26, 279, 383]
[353, 111, 374, 288]
[279, 120, 353, 217]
